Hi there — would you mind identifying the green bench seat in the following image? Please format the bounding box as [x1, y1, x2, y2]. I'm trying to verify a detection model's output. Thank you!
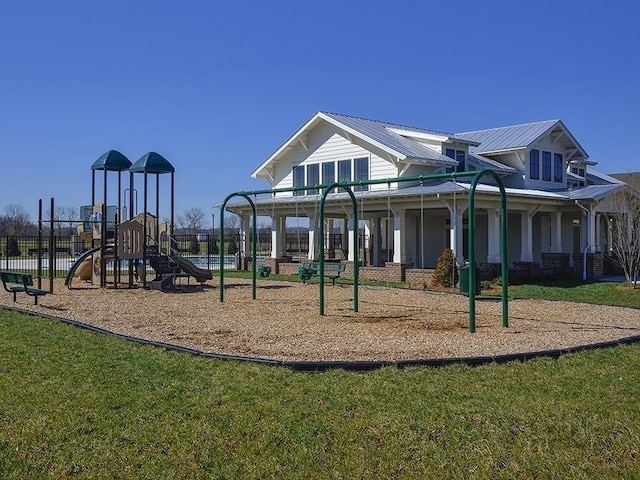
[298, 262, 346, 285]
[0, 271, 50, 305]
[258, 265, 272, 277]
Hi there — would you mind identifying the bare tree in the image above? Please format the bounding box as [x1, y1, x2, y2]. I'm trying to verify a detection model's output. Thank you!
[223, 212, 240, 232]
[46, 205, 78, 234]
[606, 187, 640, 288]
[1, 204, 35, 235]
[176, 207, 206, 235]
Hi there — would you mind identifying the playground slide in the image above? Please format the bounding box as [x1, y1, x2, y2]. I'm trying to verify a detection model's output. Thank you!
[175, 256, 213, 283]
[75, 257, 92, 281]
[64, 247, 101, 287]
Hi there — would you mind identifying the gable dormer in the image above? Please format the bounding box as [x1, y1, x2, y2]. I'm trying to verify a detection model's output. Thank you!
[251, 112, 461, 194]
[456, 119, 588, 189]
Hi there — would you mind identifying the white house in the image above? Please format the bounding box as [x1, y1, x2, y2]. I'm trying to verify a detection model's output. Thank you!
[228, 111, 628, 282]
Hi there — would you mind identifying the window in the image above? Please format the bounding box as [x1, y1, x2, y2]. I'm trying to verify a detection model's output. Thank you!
[445, 148, 465, 173]
[293, 165, 304, 196]
[571, 166, 585, 177]
[354, 157, 369, 191]
[338, 160, 351, 184]
[529, 150, 539, 180]
[322, 162, 335, 193]
[542, 151, 551, 181]
[322, 162, 335, 186]
[456, 151, 465, 173]
[306, 164, 319, 195]
[554, 153, 563, 183]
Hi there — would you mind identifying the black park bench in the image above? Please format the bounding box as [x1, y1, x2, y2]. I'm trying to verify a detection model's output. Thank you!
[1, 271, 50, 305]
[298, 261, 346, 285]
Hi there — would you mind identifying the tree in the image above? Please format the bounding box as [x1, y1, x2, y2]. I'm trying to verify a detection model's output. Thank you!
[176, 207, 206, 235]
[431, 248, 458, 288]
[606, 187, 640, 288]
[46, 205, 78, 234]
[189, 235, 200, 254]
[1, 204, 35, 235]
[224, 213, 240, 232]
[7, 236, 21, 256]
[208, 237, 219, 255]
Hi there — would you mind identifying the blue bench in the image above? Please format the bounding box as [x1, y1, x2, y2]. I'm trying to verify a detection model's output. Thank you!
[1, 271, 50, 305]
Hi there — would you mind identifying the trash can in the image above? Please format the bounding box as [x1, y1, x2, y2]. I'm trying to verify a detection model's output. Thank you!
[459, 262, 481, 295]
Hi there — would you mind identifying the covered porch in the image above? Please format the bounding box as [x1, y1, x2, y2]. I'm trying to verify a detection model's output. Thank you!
[227, 183, 608, 283]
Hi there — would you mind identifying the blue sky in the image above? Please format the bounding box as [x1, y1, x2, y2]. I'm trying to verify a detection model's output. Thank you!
[2, 0, 639, 223]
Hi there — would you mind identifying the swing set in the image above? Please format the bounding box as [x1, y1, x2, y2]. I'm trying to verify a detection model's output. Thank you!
[219, 169, 508, 333]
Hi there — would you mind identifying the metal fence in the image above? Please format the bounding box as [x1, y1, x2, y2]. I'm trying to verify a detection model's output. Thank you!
[0, 233, 248, 278]
[0, 232, 349, 278]
[0, 234, 78, 277]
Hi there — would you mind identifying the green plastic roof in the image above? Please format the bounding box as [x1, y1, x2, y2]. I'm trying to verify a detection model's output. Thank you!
[91, 150, 132, 171]
[129, 152, 175, 174]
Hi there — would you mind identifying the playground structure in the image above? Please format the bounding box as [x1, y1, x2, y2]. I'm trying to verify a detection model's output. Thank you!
[64, 150, 212, 291]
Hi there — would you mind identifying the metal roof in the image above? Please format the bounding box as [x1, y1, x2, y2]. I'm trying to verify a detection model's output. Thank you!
[456, 120, 559, 154]
[130, 152, 175, 174]
[459, 182, 623, 202]
[566, 184, 623, 200]
[320, 112, 459, 164]
[225, 180, 627, 213]
[467, 153, 517, 174]
[586, 169, 625, 185]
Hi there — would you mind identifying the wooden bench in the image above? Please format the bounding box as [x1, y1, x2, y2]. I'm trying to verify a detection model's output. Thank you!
[0, 271, 50, 305]
[298, 261, 346, 285]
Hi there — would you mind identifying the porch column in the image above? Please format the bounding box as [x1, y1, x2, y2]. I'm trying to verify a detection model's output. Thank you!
[372, 216, 381, 266]
[364, 219, 372, 265]
[595, 213, 602, 252]
[340, 219, 347, 246]
[308, 213, 316, 260]
[588, 208, 597, 251]
[487, 208, 501, 263]
[450, 205, 465, 264]
[392, 207, 406, 263]
[270, 214, 285, 258]
[240, 214, 250, 259]
[550, 212, 562, 253]
[347, 215, 356, 262]
[520, 210, 534, 262]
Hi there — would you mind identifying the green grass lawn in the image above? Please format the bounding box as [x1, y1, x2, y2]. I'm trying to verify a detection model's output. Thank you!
[1, 305, 640, 479]
[491, 280, 640, 309]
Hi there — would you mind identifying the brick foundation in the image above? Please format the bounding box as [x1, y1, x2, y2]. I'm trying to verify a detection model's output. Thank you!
[405, 268, 433, 288]
[572, 252, 603, 280]
[253, 253, 605, 284]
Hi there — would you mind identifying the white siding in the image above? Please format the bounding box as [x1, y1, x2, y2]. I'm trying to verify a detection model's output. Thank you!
[370, 154, 397, 191]
[270, 121, 398, 194]
[524, 133, 569, 190]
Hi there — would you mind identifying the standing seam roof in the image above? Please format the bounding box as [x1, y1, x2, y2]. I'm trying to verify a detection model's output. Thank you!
[456, 120, 559, 154]
[320, 111, 458, 164]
